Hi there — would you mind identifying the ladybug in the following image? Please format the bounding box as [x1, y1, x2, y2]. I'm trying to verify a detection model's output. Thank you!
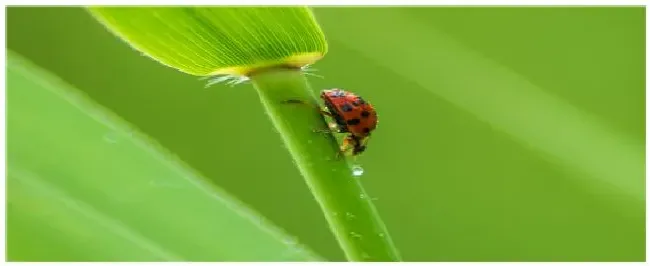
[283, 88, 378, 157]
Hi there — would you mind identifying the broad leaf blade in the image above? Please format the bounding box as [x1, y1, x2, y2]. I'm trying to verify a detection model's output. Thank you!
[87, 7, 328, 76]
[6, 50, 323, 262]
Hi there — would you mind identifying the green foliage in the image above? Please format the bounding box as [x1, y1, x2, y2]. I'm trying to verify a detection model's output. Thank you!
[87, 7, 328, 76]
[87, 7, 401, 261]
[6, 50, 322, 262]
[7, 7, 645, 262]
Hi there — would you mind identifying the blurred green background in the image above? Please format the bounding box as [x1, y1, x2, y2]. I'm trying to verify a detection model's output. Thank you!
[7, 6, 645, 261]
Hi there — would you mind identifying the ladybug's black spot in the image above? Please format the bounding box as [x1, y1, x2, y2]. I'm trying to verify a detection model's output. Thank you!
[361, 110, 370, 117]
[353, 145, 366, 155]
[347, 118, 361, 125]
[356, 97, 366, 105]
[341, 104, 353, 112]
[324, 98, 348, 130]
[363, 128, 370, 134]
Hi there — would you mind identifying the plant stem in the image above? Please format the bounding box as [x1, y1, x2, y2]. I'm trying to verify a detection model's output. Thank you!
[250, 68, 401, 262]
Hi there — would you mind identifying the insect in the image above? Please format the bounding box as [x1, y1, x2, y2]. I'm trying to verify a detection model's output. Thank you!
[283, 88, 378, 157]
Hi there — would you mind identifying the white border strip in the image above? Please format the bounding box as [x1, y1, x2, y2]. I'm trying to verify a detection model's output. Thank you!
[2, 1, 649, 6]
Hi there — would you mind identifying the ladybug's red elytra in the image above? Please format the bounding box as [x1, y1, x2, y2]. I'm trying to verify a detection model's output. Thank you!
[283, 88, 378, 157]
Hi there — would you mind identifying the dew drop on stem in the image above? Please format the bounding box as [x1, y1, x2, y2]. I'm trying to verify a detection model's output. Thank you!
[350, 231, 362, 239]
[352, 165, 364, 177]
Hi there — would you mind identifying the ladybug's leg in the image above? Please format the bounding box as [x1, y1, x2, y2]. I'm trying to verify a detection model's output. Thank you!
[335, 137, 354, 159]
[282, 99, 347, 136]
[281, 99, 334, 118]
[313, 122, 342, 134]
[313, 128, 333, 134]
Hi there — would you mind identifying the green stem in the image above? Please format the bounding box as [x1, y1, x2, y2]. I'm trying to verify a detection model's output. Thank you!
[250, 68, 401, 262]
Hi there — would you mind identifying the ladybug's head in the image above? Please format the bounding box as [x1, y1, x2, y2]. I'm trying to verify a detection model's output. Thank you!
[321, 88, 346, 99]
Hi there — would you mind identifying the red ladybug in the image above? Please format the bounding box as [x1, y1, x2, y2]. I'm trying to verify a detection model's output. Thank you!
[283, 88, 378, 156]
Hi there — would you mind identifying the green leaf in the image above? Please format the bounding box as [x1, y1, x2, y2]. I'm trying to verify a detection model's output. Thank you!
[6, 50, 323, 262]
[87, 7, 328, 76]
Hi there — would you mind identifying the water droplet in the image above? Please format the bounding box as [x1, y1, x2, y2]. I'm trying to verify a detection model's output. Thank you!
[332, 212, 339, 217]
[352, 165, 364, 177]
[350, 232, 362, 239]
[103, 132, 119, 143]
[360, 194, 366, 199]
[345, 212, 356, 220]
[283, 237, 298, 246]
[378, 233, 385, 237]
